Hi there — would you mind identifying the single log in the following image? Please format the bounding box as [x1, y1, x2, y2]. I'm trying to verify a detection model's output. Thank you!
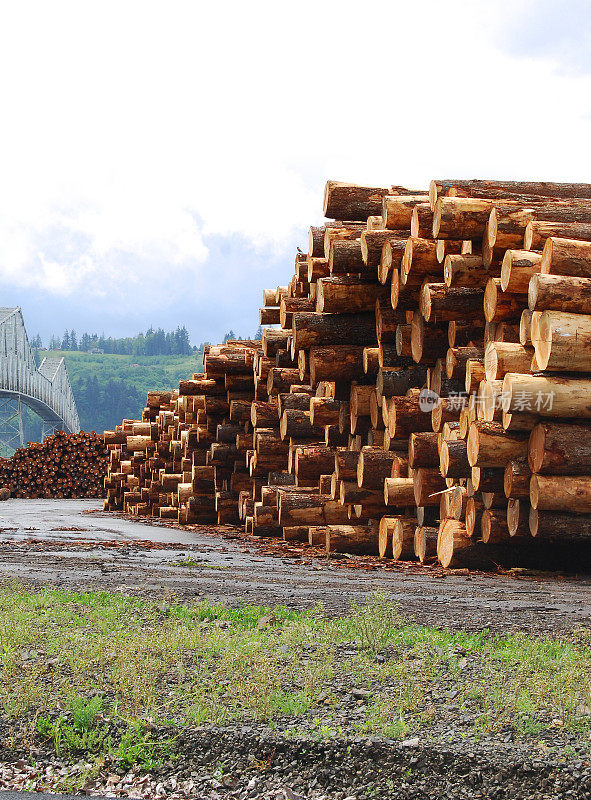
[357, 447, 399, 489]
[395, 324, 413, 358]
[481, 510, 512, 544]
[259, 307, 280, 325]
[279, 491, 329, 526]
[467, 421, 528, 467]
[421, 283, 485, 322]
[283, 525, 309, 542]
[465, 496, 483, 537]
[439, 439, 470, 478]
[292, 311, 377, 350]
[524, 220, 591, 250]
[410, 202, 434, 238]
[414, 525, 439, 563]
[484, 342, 533, 381]
[328, 239, 369, 276]
[262, 328, 290, 357]
[408, 431, 440, 468]
[413, 468, 447, 506]
[504, 459, 532, 498]
[309, 396, 341, 426]
[178, 379, 221, 396]
[387, 395, 433, 439]
[280, 296, 315, 328]
[529, 508, 591, 540]
[484, 278, 525, 323]
[500, 250, 542, 293]
[433, 197, 495, 239]
[376, 299, 407, 341]
[325, 524, 380, 555]
[430, 179, 591, 209]
[316, 276, 388, 314]
[506, 497, 530, 537]
[534, 311, 591, 373]
[278, 393, 312, 416]
[384, 477, 415, 506]
[251, 401, 279, 428]
[443, 254, 491, 288]
[339, 481, 384, 507]
[307, 257, 330, 282]
[378, 516, 397, 557]
[309, 346, 366, 385]
[294, 445, 336, 484]
[410, 314, 447, 364]
[464, 359, 486, 394]
[383, 194, 429, 229]
[401, 237, 441, 282]
[334, 450, 360, 481]
[541, 237, 591, 278]
[528, 273, 591, 314]
[363, 347, 380, 375]
[530, 474, 591, 514]
[391, 269, 421, 311]
[267, 367, 302, 395]
[391, 517, 417, 560]
[280, 409, 321, 440]
[324, 181, 392, 221]
[528, 421, 591, 475]
[503, 373, 591, 419]
[437, 519, 472, 567]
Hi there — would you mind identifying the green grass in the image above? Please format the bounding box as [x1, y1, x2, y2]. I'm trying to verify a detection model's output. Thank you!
[0, 587, 589, 771]
[51, 350, 203, 394]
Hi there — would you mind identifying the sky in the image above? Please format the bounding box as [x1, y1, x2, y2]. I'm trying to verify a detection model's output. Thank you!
[0, 0, 590, 346]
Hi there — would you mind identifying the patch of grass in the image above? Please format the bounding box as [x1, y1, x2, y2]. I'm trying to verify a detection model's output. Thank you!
[0, 585, 589, 771]
[171, 556, 227, 569]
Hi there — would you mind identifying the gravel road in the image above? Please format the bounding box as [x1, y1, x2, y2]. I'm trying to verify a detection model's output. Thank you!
[0, 498, 590, 632]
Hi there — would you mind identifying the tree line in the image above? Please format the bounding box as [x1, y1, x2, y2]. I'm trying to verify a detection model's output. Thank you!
[31, 324, 263, 357]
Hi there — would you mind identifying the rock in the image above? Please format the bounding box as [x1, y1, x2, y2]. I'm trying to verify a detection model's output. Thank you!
[351, 688, 371, 700]
[285, 788, 305, 800]
[401, 737, 420, 748]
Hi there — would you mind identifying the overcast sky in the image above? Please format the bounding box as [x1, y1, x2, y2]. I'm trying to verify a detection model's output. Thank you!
[0, 0, 590, 345]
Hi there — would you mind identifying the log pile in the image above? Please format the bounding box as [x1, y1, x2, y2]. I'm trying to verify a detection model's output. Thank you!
[103, 177, 591, 569]
[0, 430, 107, 498]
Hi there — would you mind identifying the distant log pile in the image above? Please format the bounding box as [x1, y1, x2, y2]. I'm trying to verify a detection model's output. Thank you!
[0, 430, 107, 498]
[103, 177, 591, 569]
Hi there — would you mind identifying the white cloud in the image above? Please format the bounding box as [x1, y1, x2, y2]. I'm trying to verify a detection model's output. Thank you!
[0, 0, 590, 316]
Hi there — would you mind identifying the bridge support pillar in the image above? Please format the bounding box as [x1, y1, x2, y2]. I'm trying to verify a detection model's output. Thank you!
[0, 395, 24, 455]
[42, 421, 63, 441]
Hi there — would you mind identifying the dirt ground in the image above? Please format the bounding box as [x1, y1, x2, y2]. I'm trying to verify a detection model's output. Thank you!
[1, 498, 590, 633]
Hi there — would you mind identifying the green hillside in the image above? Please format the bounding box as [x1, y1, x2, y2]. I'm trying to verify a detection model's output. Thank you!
[43, 350, 203, 434]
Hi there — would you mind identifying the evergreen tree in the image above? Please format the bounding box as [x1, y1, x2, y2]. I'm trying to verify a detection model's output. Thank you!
[61, 330, 70, 350]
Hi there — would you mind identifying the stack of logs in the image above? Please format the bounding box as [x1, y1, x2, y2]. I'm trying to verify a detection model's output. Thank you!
[103, 178, 591, 569]
[0, 430, 107, 498]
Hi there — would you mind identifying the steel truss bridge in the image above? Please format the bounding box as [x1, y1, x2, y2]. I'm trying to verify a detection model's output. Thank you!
[0, 307, 80, 453]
